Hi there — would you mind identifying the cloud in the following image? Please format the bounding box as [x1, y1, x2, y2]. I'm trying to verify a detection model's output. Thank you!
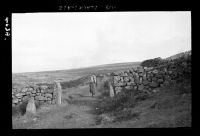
[12, 12, 191, 73]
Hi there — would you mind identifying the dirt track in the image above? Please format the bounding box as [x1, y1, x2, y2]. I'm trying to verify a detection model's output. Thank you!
[13, 85, 102, 129]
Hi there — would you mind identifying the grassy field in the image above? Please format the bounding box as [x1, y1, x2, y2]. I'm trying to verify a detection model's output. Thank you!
[12, 61, 140, 86]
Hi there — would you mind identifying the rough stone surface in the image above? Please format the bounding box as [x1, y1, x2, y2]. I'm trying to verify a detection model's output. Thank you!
[149, 82, 159, 88]
[138, 84, 144, 91]
[12, 82, 57, 107]
[45, 93, 53, 98]
[125, 86, 133, 90]
[26, 98, 36, 115]
[112, 54, 191, 96]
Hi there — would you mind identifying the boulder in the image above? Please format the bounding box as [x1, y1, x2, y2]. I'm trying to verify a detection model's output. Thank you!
[28, 87, 33, 92]
[26, 91, 31, 95]
[36, 89, 41, 93]
[149, 81, 159, 88]
[124, 77, 130, 82]
[152, 88, 160, 93]
[133, 73, 139, 78]
[134, 77, 140, 84]
[36, 93, 41, 96]
[130, 77, 134, 82]
[115, 82, 126, 87]
[143, 80, 149, 85]
[152, 69, 158, 74]
[46, 89, 54, 93]
[147, 78, 152, 82]
[132, 67, 137, 72]
[160, 84, 164, 87]
[45, 93, 53, 98]
[32, 90, 36, 94]
[164, 75, 171, 81]
[157, 79, 164, 84]
[152, 77, 157, 81]
[40, 85, 48, 90]
[114, 76, 120, 82]
[138, 84, 144, 91]
[13, 99, 18, 104]
[30, 93, 35, 97]
[115, 86, 122, 92]
[35, 96, 45, 101]
[163, 81, 170, 86]
[125, 86, 133, 90]
[168, 71, 173, 74]
[16, 93, 23, 97]
[21, 88, 28, 93]
[143, 89, 149, 93]
[127, 82, 136, 86]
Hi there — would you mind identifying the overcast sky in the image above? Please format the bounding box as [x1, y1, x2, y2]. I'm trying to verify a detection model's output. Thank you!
[12, 12, 191, 73]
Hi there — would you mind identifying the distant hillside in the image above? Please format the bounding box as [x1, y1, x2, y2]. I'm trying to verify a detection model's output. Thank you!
[165, 50, 191, 61]
[12, 61, 141, 85]
[12, 50, 191, 86]
[141, 50, 191, 67]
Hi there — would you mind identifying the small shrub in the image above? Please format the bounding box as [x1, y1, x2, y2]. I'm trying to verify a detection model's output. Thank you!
[95, 88, 136, 114]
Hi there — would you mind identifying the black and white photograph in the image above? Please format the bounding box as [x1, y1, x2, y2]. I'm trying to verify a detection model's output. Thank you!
[11, 11, 191, 128]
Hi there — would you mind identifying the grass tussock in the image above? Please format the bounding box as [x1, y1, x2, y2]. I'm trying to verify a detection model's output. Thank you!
[95, 88, 137, 115]
[94, 78, 191, 126]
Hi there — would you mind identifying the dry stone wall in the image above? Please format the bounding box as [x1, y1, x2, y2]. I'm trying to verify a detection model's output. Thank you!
[12, 82, 59, 106]
[112, 56, 191, 94]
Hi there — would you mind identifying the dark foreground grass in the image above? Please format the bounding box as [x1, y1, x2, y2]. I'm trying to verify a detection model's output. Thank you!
[94, 79, 191, 127]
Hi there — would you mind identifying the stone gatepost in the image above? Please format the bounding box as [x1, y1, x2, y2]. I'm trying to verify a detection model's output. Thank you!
[55, 81, 62, 105]
[109, 82, 114, 97]
[26, 97, 36, 117]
